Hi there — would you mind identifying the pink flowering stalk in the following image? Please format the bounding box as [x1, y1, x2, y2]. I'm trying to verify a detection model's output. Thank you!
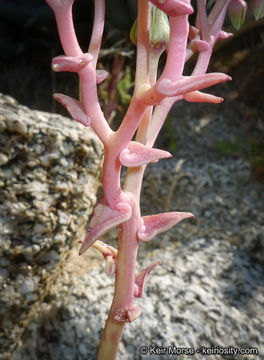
[45, 0, 235, 358]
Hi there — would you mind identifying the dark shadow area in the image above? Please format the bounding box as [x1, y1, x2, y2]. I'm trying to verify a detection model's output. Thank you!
[12, 303, 99, 360]
[220, 246, 264, 311]
[0, 0, 135, 112]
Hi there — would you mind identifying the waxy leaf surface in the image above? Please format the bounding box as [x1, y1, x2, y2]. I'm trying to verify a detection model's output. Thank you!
[53, 93, 91, 126]
[96, 70, 108, 84]
[79, 199, 132, 255]
[158, 73, 231, 97]
[183, 91, 223, 103]
[52, 54, 92, 73]
[134, 261, 160, 298]
[120, 141, 172, 167]
[138, 212, 194, 242]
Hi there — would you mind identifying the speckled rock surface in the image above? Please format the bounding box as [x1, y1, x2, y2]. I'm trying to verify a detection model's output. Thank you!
[0, 94, 103, 359]
[141, 156, 264, 263]
[11, 238, 264, 360]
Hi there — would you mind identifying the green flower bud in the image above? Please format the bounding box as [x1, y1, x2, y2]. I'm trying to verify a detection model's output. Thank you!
[149, 5, 170, 48]
[129, 17, 138, 46]
[228, 0, 247, 30]
[130, 5, 170, 49]
[252, 0, 264, 20]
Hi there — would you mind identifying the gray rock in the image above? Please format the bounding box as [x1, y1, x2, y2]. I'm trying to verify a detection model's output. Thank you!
[0, 93, 103, 359]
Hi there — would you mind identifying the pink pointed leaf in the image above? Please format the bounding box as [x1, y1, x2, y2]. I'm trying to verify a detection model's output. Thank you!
[183, 91, 223, 103]
[52, 53, 92, 72]
[79, 199, 132, 255]
[134, 261, 160, 298]
[96, 70, 108, 84]
[120, 141, 172, 167]
[188, 25, 199, 40]
[157, 73, 231, 97]
[137, 212, 194, 242]
[218, 30, 234, 41]
[53, 93, 91, 127]
[149, 0, 193, 16]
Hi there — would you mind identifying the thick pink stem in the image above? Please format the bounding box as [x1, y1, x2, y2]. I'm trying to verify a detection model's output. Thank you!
[193, 0, 232, 75]
[47, 0, 112, 145]
[208, 0, 230, 25]
[97, 203, 141, 360]
[102, 99, 146, 208]
[80, 68, 112, 145]
[146, 97, 179, 147]
[210, 0, 232, 38]
[196, 0, 211, 42]
[135, 0, 151, 89]
[162, 16, 189, 81]
[102, 0, 151, 207]
[52, 5, 82, 56]
[89, 0, 105, 63]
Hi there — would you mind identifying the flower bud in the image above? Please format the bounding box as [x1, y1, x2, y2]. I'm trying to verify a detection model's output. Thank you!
[252, 0, 264, 20]
[129, 18, 138, 46]
[150, 5, 170, 48]
[130, 5, 170, 49]
[228, 0, 247, 30]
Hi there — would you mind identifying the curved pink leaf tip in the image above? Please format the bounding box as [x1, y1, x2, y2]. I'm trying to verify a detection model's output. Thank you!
[188, 25, 199, 40]
[79, 199, 132, 255]
[120, 141, 171, 167]
[96, 70, 108, 84]
[53, 93, 91, 126]
[218, 30, 233, 41]
[52, 53, 92, 73]
[134, 261, 160, 298]
[158, 73, 231, 97]
[137, 212, 194, 242]
[183, 91, 223, 103]
[149, 0, 193, 17]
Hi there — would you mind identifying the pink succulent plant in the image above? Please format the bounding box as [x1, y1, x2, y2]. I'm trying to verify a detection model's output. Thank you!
[44, 0, 244, 358]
